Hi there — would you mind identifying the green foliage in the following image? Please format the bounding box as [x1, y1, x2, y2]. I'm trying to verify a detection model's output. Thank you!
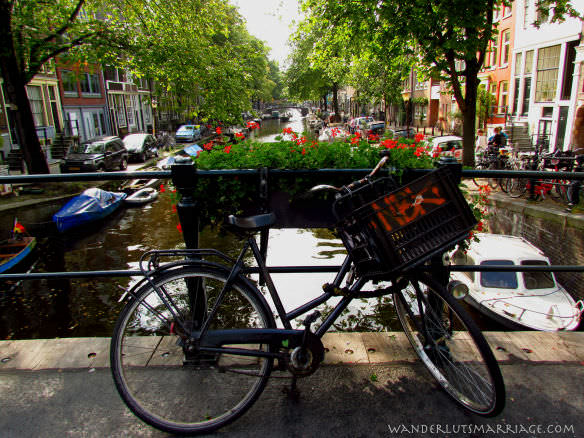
[183, 131, 434, 224]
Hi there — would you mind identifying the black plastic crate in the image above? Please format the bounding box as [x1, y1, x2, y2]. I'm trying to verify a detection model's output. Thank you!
[333, 167, 477, 278]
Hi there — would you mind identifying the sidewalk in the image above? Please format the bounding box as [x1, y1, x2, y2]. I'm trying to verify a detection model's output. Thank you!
[1, 332, 583, 437]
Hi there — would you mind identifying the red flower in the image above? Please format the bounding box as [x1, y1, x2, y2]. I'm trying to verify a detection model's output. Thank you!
[203, 142, 213, 151]
[476, 221, 483, 232]
[414, 133, 425, 143]
[368, 134, 379, 142]
[159, 184, 166, 193]
[301, 148, 306, 155]
[246, 121, 259, 129]
[381, 139, 397, 149]
[282, 127, 294, 135]
[172, 204, 177, 212]
[176, 223, 182, 233]
[235, 132, 245, 139]
[224, 145, 232, 154]
[215, 126, 222, 135]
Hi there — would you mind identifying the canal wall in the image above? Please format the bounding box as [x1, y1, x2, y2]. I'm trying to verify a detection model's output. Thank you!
[487, 193, 584, 301]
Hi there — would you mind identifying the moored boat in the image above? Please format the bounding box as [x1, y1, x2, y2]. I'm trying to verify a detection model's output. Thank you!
[53, 188, 127, 233]
[450, 233, 583, 331]
[119, 177, 159, 194]
[124, 187, 158, 206]
[0, 236, 36, 274]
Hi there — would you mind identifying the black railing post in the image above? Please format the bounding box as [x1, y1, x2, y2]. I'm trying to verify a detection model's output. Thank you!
[171, 157, 199, 249]
[171, 157, 207, 332]
[438, 156, 462, 184]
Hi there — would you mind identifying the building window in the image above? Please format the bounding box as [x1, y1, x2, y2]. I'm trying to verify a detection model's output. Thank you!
[561, 40, 578, 100]
[501, 30, 511, 66]
[491, 35, 499, 67]
[525, 50, 534, 74]
[26, 85, 45, 126]
[80, 73, 101, 95]
[524, 0, 530, 28]
[126, 95, 135, 126]
[513, 78, 521, 115]
[114, 94, 126, 127]
[499, 81, 509, 113]
[514, 52, 523, 76]
[522, 77, 532, 116]
[503, 4, 512, 18]
[61, 70, 78, 95]
[535, 44, 561, 102]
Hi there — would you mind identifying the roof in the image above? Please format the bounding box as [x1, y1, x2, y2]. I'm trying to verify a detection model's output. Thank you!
[466, 233, 548, 262]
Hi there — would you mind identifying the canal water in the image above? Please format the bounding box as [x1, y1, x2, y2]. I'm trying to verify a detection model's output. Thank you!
[1, 110, 559, 339]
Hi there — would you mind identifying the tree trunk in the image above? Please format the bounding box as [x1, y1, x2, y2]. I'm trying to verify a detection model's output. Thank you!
[462, 68, 480, 167]
[332, 82, 339, 116]
[0, 4, 50, 174]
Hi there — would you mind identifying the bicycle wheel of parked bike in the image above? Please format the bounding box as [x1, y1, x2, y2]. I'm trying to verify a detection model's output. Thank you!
[506, 178, 528, 198]
[393, 274, 505, 416]
[111, 265, 275, 435]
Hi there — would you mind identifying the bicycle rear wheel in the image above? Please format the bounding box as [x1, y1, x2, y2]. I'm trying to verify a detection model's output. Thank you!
[393, 274, 505, 416]
[111, 266, 275, 435]
[507, 178, 528, 198]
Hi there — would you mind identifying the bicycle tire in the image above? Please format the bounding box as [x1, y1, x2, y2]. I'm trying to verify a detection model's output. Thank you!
[507, 178, 527, 198]
[393, 274, 505, 416]
[111, 265, 275, 435]
[487, 163, 499, 190]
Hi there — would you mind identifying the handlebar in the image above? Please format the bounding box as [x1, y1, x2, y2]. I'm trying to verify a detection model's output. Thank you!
[308, 154, 390, 194]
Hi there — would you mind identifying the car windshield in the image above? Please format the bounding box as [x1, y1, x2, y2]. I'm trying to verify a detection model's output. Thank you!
[178, 126, 194, 132]
[521, 260, 556, 289]
[71, 142, 105, 154]
[438, 140, 462, 151]
[480, 260, 517, 289]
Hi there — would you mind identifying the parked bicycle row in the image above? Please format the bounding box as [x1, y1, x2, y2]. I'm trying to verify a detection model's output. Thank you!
[472, 145, 584, 207]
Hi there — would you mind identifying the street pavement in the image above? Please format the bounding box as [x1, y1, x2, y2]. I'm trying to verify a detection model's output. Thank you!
[0, 362, 582, 437]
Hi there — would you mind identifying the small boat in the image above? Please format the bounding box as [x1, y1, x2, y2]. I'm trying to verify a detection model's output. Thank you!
[124, 187, 158, 206]
[53, 188, 127, 233]
[0, 236, 36, 274]
[450, 233, 583, 331]
[120, 177, 159, 194]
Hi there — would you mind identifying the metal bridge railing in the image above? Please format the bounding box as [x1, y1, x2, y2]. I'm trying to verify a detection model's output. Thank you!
[1, 162, 584, 282]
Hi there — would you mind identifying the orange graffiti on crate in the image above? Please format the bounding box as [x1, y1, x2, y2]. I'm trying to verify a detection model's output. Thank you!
[369, 185, 446, 232]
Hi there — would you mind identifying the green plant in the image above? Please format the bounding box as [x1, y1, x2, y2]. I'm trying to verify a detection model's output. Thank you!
[180, 129, 435, 224]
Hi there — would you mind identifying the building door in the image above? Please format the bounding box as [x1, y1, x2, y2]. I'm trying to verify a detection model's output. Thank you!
[537, 119, 552, 151]
[555, 106, 569, 151]
[84, 112, 96, 140]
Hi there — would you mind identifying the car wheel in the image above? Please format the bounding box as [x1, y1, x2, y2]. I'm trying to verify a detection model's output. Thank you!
[120, 157, 128, 170]
[139, 152, 146, 162]
[97, 164, 106, 172]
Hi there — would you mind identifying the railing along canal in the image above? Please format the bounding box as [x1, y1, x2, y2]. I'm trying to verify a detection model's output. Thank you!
[2, 160, 584, 282]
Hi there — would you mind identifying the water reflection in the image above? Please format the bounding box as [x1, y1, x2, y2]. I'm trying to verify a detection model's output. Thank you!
[248, 108, 312, 142]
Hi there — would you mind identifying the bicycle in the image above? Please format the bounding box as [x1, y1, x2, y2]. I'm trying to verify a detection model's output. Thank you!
[110, 154, 506, 435]
[473, 147, 512, 191]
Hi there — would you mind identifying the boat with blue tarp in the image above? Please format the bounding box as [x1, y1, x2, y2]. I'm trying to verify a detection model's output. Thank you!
[53, 188, 127, 233]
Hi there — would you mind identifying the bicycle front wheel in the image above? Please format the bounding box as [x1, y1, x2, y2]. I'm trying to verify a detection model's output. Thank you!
[393, 275, 505, 416]
[111, 266, 275, 435]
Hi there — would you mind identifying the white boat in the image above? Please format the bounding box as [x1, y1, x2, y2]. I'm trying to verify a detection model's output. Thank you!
[450, 233, 583, 331]
[124, 187, 158, 206]
[120, 177, 159, 194]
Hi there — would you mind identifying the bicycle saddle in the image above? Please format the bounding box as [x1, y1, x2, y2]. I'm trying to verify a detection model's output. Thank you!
[226, 212, 276, 230]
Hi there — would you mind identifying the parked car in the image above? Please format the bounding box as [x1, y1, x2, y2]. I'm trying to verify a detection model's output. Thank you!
[348, 116, 373, 133]
[361, 121, 386, 137]
[175, 125, 202, 143]
[60, 136, 128, 173]
[390, 127, 417, 139]
[431, 135, 463, 162]
[123, 133, 158, 162]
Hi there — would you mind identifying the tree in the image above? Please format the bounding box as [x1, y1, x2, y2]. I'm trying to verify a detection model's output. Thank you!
[301, 0, 581, 166]
[0, 0, 276, 173]
[0, 0, 115, 173]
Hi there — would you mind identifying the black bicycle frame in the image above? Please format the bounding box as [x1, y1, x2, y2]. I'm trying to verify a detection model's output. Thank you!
[192, 234, 391, 358]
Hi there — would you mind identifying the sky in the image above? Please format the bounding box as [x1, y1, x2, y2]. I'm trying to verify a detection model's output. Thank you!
[230, 0, 303, 68]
